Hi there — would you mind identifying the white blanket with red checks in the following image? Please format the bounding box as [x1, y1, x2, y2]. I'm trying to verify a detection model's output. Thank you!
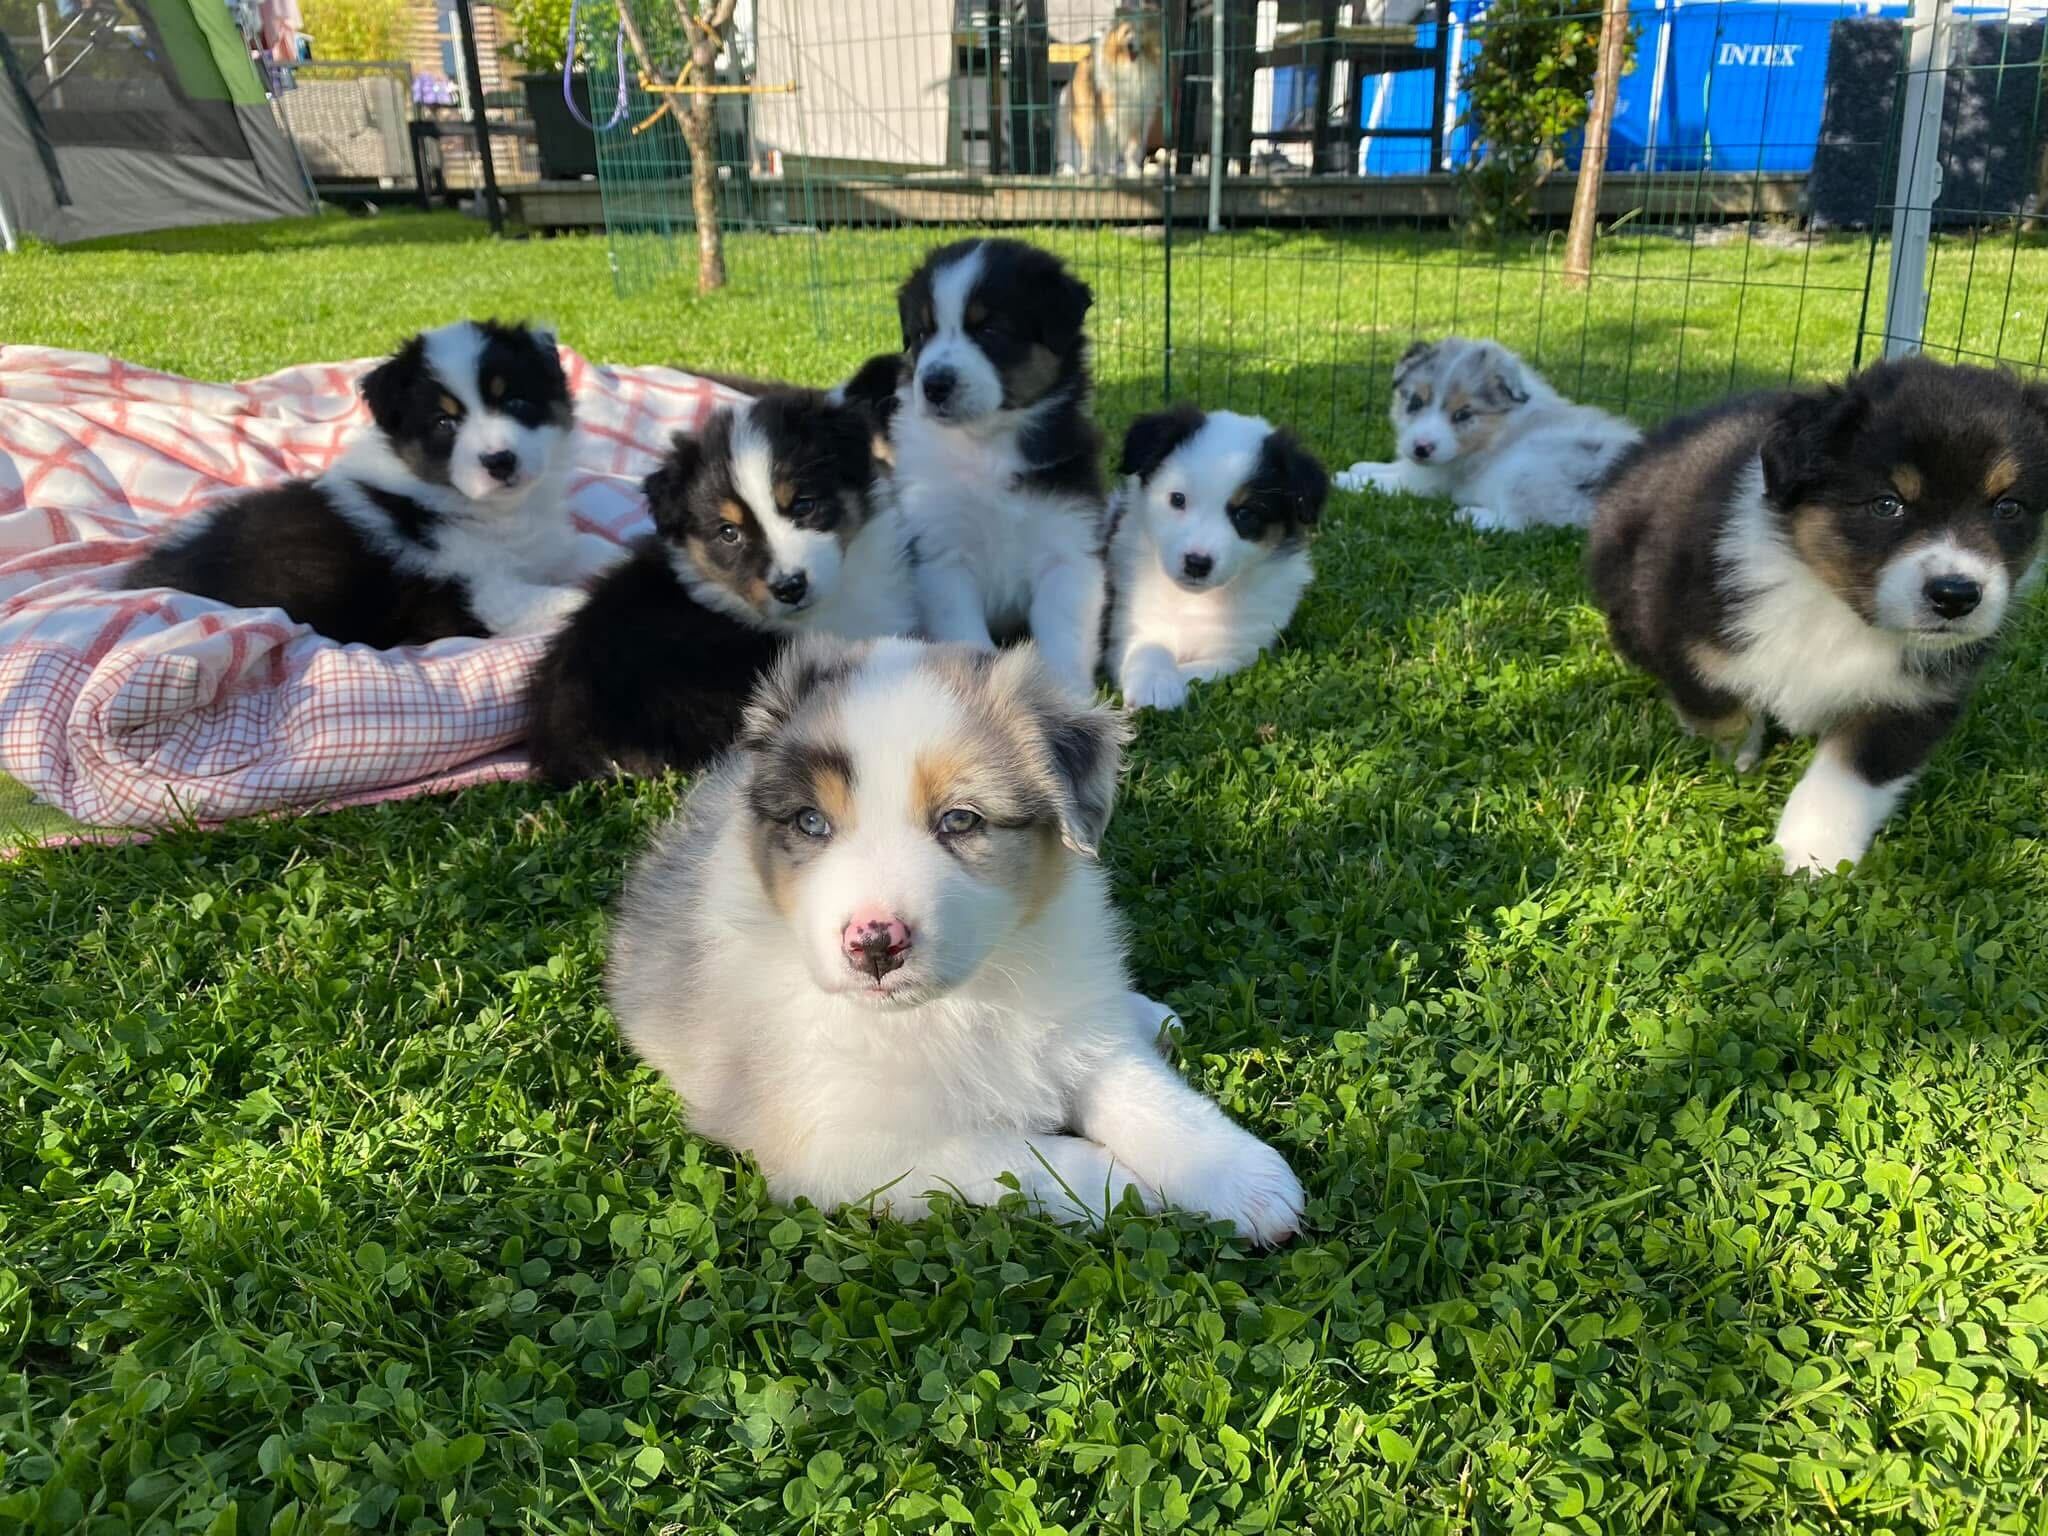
[0, 345, 736, 829]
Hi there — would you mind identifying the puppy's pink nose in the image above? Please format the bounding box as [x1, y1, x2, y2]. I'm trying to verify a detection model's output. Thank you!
[842, 912, 912, 980]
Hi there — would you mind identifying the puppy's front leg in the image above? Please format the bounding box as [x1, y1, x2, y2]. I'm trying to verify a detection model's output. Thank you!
[469, 573, 587, 636]
[1334, 459, 1447, 498]
[915, 555, 996, 650]
[1073, 1030, 1304, 1246]
[1028, 555, 1106, 698]
[1117, 641, 1187, 711]
[1776, 703, 1958, 875]
[772, 1131, 1152, 1225]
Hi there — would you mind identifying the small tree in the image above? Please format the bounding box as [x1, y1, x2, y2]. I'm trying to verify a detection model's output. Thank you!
[677, 0, 739, 293]
[1459, 0, 1634, 243]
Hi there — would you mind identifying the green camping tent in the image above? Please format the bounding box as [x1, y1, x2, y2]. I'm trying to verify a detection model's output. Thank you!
[0, 0, 311, 247]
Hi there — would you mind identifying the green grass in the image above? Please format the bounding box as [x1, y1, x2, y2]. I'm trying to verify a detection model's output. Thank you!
[6, 211, 2048, 1534]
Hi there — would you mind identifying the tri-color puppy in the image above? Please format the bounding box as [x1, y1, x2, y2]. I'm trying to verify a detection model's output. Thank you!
[1336, 336, 1638, 531]
[125, 320, 606, 646]
[1106, 406, 1328, 710]
[608, 635, 1305, 1242]
[1588, 356, 2048, 873]
[889, 238, 1108, 699]
[525, 389, 913, 784]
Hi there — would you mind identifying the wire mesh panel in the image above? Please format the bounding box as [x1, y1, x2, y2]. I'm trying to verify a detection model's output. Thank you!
[577, 0, 2044, 447]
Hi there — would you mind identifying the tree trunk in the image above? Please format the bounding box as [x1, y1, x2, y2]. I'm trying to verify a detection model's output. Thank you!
[1562, 0, 1629, 290]
[680, 0, 737, 294]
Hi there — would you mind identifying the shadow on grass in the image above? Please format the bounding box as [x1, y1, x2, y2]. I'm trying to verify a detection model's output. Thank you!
[66, 210, 495, 258]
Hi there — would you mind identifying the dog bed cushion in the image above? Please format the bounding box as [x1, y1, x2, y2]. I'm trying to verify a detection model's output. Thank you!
[0, 344, 735, 840]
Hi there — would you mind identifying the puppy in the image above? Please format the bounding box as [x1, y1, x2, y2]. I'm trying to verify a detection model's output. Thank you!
[608, 635, 1306, 1241]
[125, 320, 606, 646]
[1336, 337, 1640, 531]
[1056, 7, 1166, 176]
[891, 238, 1108, 699]
[1588, 356, 2048, 873]
[1106, 406, 1328, 710]
[526, 389, 914, 785]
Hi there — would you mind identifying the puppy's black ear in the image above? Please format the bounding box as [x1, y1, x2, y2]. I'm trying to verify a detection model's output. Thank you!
[642, 430, 705, 538]
[807, 393, 880, 488]
[1269, 429, 1330, 527]
[1033, 258, 1095, 348]
[2022, 377, 2048, 433]
[358, 335, 426, 436]
[990, 646, 1130, 856]
[1761, 386, 1862, 505]
[1118, 405, 1206, 481]
[837, 352, 905, 415]
[738, 636, 865, 751]
[1392, 339, 1436, 386]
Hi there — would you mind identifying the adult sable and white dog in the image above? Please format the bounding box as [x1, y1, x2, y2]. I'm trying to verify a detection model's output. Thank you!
[608, 635, 1306, 1242]
[1335, 337, 1640, 532]
[890, 239, 1109, 699]
[1106, 405, 1329, 710]
[125, 320, 610, 645]
[1055, 7, 1166, 177]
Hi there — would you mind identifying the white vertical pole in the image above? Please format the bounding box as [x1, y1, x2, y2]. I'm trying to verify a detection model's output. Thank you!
[1209, 2, 1226, 231]
[1643, 0, 1672, 174]
[1883, 0, 1949, 359]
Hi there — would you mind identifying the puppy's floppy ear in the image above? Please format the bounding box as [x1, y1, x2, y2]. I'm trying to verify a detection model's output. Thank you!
[2021, 377, 2048, 432]
[837, 352, 905, 414]
[738, 634, 867, 751]
[1118, 404, 1206, 481]
[1761, 385, 1862, 505]
[989, 645, 1130, 856]
[358, 335, 426, 436]
[1392, 339, 1436, 386]
[1032, 257, 1095, 348]
[642, 429, 705, 538]
[1481, 348, 1533, 407]
[1269, 428, 1330, 526]
[800, 392, 879, 487]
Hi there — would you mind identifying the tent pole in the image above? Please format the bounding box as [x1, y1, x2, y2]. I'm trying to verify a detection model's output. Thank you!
[451, 0, 503, 235]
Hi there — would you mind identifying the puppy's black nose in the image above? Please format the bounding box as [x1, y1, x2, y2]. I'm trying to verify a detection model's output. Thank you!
[769, 571, 809, 606]
[1410, 440, 1435, 462]
[921, 367, 956, 407]
[479, 450, 519, 484]
[1925, 574, 1983, 619]
[1182, 552, 1214, 580]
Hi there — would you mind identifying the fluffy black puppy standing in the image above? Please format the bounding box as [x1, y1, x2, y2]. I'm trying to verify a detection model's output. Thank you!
[526, 388, 915, 784]
[1588, 356, 2048, 873]
[124, 320, 605, 647]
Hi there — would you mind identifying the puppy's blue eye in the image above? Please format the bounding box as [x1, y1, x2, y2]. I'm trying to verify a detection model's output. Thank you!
[937, 807, 982, 836]
[795, 808, 831, 838]
[1406, 397, 1424, 414]
[1870, 494, 1906, 519]
[1168, 491, 1187, 510]
[1992, 497, 2025, 521]
[1452, 408, 1475, 425]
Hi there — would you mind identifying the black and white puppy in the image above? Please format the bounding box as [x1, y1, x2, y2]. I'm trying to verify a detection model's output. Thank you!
[1588, 356, 2048, 873]
[889, 239, 1108, 698]
[526, 389, 915, 784]
[125, 320, 607, 647]
[1106, 406, 1328, 710]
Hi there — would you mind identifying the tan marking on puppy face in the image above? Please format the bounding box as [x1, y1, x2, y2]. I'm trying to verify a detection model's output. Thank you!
[437, 392, 464, 418]
[1789, 501, 1875, 617]
[772, 479, 796, 511]
[912, 744, 975, 829]
[748, 743, 856, 918]
[965, 300, 988, 330]
[1007, 344, 1063, 407]
[486, 375, 505, 400]
[1985, 454, 2020, 499]
[1409, 384, 1433, 408]
[1891, 464, 1924, 501]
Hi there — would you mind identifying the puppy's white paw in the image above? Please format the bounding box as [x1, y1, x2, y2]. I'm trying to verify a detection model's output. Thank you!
[1456, 504, 1526, 532]
[1176, 1133, 1305, 1247]
[1122, 668, 1189, 711]
[1334, 461, 1397, 494]
[1124, 991, 1183, 1043]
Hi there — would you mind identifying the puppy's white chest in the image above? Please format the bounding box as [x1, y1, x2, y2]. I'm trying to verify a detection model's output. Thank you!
[1704, 572, 1935, 735]
[814, 1004, 1072, 1137]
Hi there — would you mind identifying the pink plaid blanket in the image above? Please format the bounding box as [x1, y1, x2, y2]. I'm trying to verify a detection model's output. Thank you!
[0, 345, 737, 829]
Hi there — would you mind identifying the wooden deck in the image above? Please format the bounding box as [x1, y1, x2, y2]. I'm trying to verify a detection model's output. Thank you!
[507, 170, 1808, 235]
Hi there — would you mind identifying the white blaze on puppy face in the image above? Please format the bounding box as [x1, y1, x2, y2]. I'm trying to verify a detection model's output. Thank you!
[729, 403, 847, 617]
[422, 322, 566, 505]
[1872, 533, 2011, 644]
[911, 244, 1006, 425]
[1140, 411, 1275, 591]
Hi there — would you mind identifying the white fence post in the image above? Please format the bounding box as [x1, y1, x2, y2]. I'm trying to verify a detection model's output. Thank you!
[1882, 0, 1950, 359]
